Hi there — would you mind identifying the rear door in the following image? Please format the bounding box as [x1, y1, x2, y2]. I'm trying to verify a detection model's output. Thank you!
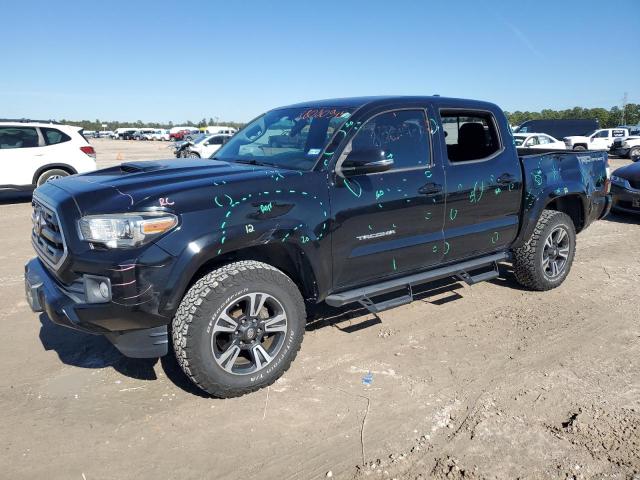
[0, 126, 43, 185]
[435, 107, 523, 262]
[330, 106, 446, 289]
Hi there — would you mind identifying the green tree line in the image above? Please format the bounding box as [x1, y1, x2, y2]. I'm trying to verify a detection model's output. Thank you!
[57, 117, 246, 131]
[505, 104, 640, 128]
[50, 104, 640, 131]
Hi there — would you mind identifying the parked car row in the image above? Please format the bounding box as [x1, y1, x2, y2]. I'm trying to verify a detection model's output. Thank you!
[109, 125, 238, 142]
[514, 119, 640, 159]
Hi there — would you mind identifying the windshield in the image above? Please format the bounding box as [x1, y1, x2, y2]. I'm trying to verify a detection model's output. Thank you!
[212, 106, 354, 170]
[513, 135, 526, 146]
[192, 133, 208, 144]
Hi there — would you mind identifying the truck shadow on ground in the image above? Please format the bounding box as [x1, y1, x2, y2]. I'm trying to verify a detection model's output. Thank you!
[36, 268, 526, 397]
[0, 191, 32, 205]
[37, 313, 210, 397]
[602, 211, 639, 225]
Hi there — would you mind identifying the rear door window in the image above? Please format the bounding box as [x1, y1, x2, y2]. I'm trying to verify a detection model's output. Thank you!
[41, 127, 71, 145]
[0, 127, 39, 149]
[440, 111, 501, 162]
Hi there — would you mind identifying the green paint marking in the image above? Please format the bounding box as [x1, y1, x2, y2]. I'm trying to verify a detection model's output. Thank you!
[260, 202, 273, 214]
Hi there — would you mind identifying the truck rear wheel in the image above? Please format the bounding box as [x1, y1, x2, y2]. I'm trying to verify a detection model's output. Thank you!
[630, 146, 640, 160]
[512, 210, 576, 291]
[573, 145, 586, 151]
[172, 261, 306, 398]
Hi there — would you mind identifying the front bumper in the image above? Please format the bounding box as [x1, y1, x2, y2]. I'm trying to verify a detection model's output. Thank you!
[25, 258, 169, 358]
[611, 184, 640, 215]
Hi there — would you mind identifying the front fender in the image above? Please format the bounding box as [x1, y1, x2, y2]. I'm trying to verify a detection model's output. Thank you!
[154, 179, 332, 315]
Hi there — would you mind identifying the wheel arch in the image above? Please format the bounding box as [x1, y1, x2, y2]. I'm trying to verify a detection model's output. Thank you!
[160, 241, 320, 318]
[545, 194, 586, 232]
[513, 189, 587, 248]
[32, 163, 77, 185]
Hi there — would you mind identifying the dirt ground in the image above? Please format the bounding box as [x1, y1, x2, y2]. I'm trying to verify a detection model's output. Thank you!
[0, 139, 638, 480]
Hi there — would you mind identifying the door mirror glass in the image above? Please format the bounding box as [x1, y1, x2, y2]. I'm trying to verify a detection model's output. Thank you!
[340, 148, 393, 176]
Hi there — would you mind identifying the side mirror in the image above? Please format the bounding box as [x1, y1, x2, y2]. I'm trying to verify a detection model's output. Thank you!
[339, 148, 393, 177]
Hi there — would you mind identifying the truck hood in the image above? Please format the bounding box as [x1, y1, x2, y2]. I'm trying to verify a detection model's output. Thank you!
[51, 158, 282, 215]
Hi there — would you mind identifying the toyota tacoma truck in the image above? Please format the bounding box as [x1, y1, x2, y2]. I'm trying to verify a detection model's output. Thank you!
[25, 96, 612, 397]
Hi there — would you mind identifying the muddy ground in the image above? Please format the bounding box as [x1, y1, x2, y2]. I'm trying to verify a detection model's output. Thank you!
[0, 139, 638, 479]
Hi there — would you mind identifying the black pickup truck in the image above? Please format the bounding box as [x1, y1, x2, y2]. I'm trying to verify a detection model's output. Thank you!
[25, 96, 611, 397]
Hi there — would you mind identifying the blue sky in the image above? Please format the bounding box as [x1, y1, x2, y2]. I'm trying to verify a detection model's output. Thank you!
[1, 0, 638, 123]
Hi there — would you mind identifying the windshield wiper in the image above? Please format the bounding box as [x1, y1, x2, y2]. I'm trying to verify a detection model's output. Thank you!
[233, 158, 276, 168]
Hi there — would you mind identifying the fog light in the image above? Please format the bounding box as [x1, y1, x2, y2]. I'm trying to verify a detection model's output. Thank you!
[84, 275, 112, 303]
[99, 281, 109, 299]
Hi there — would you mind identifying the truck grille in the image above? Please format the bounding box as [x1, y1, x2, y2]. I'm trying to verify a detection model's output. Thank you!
[31, 198, 67, 269]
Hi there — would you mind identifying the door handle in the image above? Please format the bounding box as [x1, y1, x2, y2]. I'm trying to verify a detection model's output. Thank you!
[497, 174, 515, 186]
[418, 183, 443, 196]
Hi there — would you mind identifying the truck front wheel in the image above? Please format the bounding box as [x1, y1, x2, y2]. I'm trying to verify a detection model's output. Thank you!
[172, 261, 306, 398]
[512, 210, 576, 291]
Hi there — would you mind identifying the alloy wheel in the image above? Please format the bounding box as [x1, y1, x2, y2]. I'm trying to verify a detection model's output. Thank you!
[210, 292, 288, 375]
[542, 225, 570, 279]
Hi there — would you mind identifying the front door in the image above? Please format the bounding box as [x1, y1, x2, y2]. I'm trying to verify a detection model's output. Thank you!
[436, 108, 523, 262]
[589, 130, 610, 150]
[330, 107, 446, 289]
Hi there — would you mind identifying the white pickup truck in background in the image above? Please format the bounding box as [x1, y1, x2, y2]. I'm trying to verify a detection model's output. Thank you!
[563, 128, 630, 151]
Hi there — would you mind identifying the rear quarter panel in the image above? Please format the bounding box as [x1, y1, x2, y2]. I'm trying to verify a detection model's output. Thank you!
[514, 150, 609, 247]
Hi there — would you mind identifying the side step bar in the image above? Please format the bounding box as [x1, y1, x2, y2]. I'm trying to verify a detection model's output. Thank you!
[325, 252, 507, 313]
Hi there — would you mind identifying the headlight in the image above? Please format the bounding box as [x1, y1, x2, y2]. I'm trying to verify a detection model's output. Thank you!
[78, 212, 178, 248]
[610, 175, 629, 188]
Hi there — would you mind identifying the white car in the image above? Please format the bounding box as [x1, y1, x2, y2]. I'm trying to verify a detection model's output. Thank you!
[564, 128, 630, 151]
[185, 134, 231, 158]
[513, 133, 566, 149]
[0, 121, 97, 191]
[147, 129, 170, 141]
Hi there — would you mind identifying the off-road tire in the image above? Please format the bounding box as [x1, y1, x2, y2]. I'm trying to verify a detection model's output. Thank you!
[630, 146, 640, 160]
[573, 145, 586, 151]
[187, 151, 200, 158]
[36, 168, 70, 186]
[172, 261, 306, 398]
[512, 210, 576, 291]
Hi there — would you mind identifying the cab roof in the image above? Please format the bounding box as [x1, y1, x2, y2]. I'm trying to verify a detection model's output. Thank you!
[279, 95, 500, 112]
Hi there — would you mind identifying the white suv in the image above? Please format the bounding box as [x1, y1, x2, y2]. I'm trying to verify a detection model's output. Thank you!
[0, 121, 97, 191]
[185, 134, 231, 158]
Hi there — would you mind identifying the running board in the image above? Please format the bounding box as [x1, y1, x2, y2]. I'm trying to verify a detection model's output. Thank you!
[325, 252, 507, 313]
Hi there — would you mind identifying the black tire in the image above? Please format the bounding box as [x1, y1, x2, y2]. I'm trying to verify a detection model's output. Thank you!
[172, 261, 306, 398]
[512, 210, 576, 291]
[573, 145, 586, 151]
[630, 146, 640, 160]
[36, 168, 70, 187]
[187, 151, 200, 158]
